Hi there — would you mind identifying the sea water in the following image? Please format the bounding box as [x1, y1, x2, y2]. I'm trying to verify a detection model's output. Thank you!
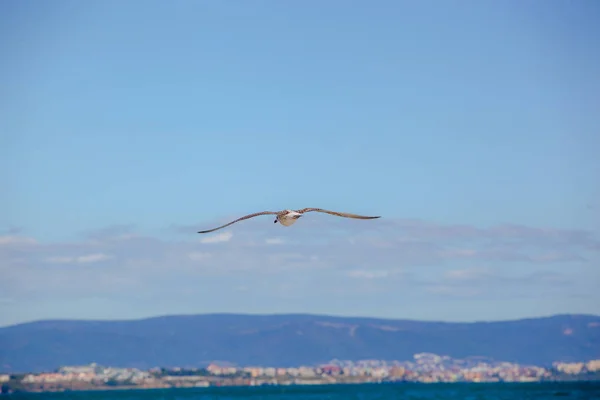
[4, 382, 600, 400]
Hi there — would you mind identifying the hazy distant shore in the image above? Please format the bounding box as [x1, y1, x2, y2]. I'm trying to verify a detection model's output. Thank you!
[3, 357, 599, 395]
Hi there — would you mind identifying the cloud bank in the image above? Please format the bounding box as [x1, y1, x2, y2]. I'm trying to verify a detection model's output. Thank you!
[1, 217, 598, 325]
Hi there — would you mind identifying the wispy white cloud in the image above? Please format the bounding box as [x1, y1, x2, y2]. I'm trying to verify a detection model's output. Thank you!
[199, 231, 233, 244]
[83, 224, 137, 241]
[45, 256, 75, 264]
[444, 268, 486, 281]
[0, 235, 37, 246]
[188, 251, 212, 261]
[420, 266, 578, 299]
[426, 285, 482, 298]
[347, 269, 390, 279]
[45, 253, 112, 264]
[265, 237, 285, 245]
[78, 253, 112, 263]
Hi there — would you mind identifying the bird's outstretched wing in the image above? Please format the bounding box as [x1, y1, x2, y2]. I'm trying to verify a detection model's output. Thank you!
[197, 211, 279, 233]
[296, 208, 381, 219]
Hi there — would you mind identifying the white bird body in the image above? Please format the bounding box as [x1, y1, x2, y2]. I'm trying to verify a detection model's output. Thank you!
[276, 210, 302, 226]
[197, 208, 380, 234]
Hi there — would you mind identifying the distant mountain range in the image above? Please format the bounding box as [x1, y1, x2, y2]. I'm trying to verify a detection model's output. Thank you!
[1, 313, 599, 373]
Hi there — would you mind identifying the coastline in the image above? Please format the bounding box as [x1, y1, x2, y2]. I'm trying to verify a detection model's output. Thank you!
[3, 373, 600, 395]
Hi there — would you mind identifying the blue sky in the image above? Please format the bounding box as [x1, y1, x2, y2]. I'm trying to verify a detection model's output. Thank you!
[1, 0, 599, 327]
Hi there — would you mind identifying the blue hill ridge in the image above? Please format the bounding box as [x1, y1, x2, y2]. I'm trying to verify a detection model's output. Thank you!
[1, 313, 599, 373]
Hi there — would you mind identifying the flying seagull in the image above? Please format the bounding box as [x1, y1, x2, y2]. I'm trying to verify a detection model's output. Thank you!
[197, 208, 381, 234]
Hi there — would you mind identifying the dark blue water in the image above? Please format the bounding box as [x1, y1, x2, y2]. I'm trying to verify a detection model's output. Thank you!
[4, 382, 600, 400]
